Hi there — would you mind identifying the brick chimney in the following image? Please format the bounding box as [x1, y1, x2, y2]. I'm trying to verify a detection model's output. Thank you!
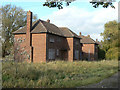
[47, 19, 50, 23]
[26, 10, 33, 62]
[26, 10, 32, 46]
[87, 35, 90, 37]
[79, 32, 82, 36]
[96, 39, 98, 42]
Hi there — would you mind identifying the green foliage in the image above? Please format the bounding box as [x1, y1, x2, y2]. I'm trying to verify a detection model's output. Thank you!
[106, 47, 119, 60]
[2, 60, 118, 88]
[101, 20, 119, 60]
[43, 0, 115, 9]
[0, 4, 37, 57]
[98, 48, 105, 60]
[90, 1, 115, 8]
[43, 1, 74, 9]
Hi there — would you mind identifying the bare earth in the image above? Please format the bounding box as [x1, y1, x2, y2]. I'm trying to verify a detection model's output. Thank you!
[77, 71, 119, 88]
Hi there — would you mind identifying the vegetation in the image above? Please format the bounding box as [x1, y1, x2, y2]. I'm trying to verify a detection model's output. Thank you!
[2, 60, 118, 88]
[101, 20, 119, 60]
[98, 48, 105, 60]
[43, 0, 115, 9]
[0, 4, 37, 58]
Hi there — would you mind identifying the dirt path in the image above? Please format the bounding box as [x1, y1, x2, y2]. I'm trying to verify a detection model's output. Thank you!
[77, 71, 119, 88]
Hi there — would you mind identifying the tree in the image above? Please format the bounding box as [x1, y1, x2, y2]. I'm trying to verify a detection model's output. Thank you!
[0, 4, 37, 57]
[98, 48, 105, 60]
[43, 0, 115, 9]
[101, 20, 119, 60]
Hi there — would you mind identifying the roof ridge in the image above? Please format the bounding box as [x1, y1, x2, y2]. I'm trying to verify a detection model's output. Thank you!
[40, 20, 47, 32]
[57, 28, 64, 36]
[13, 26, 26, 33]
[85, 35, 96, 43]
[67, 28, 75, 37]
[31, 20, 40, 31]
[59, 27, 67, 29]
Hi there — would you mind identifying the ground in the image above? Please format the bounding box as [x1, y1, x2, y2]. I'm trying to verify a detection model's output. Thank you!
[78, 71, 119, 88]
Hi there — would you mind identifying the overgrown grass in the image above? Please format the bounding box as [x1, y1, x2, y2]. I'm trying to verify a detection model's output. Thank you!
[2, 60, 118, 88]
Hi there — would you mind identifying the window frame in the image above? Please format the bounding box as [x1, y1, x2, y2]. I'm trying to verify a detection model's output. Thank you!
[49, 49, 55, 60]
[49, 37, 55, 43]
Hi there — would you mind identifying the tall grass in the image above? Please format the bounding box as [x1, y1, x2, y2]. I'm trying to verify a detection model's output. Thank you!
[2, 60, 118, 88]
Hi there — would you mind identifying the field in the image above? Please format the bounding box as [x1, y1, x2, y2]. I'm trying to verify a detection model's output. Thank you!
[2, 60, 118, 88]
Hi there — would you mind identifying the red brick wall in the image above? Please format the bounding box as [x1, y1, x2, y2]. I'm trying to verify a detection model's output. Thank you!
[14, 33, 83, 62]
[82, 44, 96, 60]
[66, 38, 73, 62]
[32, 33, 46, 63]
[14, 34, 28, 62]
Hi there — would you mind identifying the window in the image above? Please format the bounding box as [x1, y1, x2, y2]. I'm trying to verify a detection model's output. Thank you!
[57, 38, 61, 42]
[49, 49, 55, 59]
[95, 46, 97, 49]
[75, 50, 79, 60]
[80, 52, 82, 60]
[50, 37, 54, 43]
[56, 49, 59, 56]
[75, 41, 79, 45]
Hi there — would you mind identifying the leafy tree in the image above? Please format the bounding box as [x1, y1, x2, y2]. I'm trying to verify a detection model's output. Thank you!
[0, 4, 37, 57]
[43, 0, 115, 9]
[101, 20, 119, 60]
[98, 48, 105, 60]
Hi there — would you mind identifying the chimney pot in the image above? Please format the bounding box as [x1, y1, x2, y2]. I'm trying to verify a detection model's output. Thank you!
[96, 39, 98, 42]
[47, 19, 50, 23]
[87, 35, 90, 37]
[79, 32, 82, 36]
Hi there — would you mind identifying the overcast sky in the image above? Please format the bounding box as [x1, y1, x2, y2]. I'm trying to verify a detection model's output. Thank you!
[1, 0, 118, 41]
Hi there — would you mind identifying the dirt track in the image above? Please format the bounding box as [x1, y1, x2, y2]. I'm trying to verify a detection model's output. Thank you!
[77, 71, 119, 88]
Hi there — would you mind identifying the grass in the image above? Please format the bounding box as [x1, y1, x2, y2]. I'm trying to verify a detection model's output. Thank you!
[2, 60, 118, 88]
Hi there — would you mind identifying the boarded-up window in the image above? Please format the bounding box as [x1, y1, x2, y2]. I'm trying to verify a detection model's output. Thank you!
[57, 38, 61, 42]
[56, 49, 59, 56]
[75, 41, 79, 45]
[80, 52, 82, 60]
[75, 50, 79, 60]
[50, 37, 54, 43]
[49, 49, 55, 59]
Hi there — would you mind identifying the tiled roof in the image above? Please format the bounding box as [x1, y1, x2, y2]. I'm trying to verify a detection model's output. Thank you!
[13, 19, 80, 38]
[59, 27, 80, 38]
[79, 35, 98, 44]
[96, 41, 102, 46]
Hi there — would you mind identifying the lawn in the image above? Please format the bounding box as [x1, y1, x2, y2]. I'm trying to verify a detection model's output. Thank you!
[2, 60, 118, 88]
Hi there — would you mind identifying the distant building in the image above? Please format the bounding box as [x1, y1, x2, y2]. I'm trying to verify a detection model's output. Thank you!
[79, 32, 98, 60]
